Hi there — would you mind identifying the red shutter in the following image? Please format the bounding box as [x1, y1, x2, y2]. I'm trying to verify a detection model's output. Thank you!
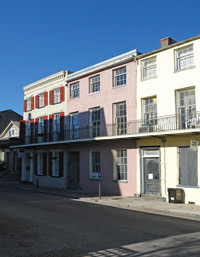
[49, 90, 53, 105]
[49, 152, 52, 176]
[35, 118, 38, 143]
[43, 152, 47, 176]
[60, 86, 65, 102]
[59, 152, 64, 177]
[49, 114, 53, 141]
[20, 120, 26, 144]
[35, 95, 38, 108]
[34, 152, 38, 175]
[30, 119, 34, 143]
[59, 112, 64, 140]
[31, 97, 34, 110]
[44, 115, 48, 142]
[44, 92, 48, 106]
[23, 100, 27, 112]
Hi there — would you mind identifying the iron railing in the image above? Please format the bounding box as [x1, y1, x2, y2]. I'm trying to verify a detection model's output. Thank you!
[25, 112, 200, 144]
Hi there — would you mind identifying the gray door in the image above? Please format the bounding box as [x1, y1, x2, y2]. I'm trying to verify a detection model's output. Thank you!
[144, 157, 160, 195]
[67, 152, 80, 188]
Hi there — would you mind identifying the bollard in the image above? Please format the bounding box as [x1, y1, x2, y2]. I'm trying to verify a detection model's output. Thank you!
[99, 182, 101, 199]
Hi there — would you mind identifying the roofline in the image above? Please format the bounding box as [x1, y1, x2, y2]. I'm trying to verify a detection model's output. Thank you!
[23, 70, 70, 91]
[66, 49, 139, 82]
[0, 120, 19, 138]
[137, 34, 200, 60]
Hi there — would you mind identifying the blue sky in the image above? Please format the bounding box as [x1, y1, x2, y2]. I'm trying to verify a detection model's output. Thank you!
[0, 0, 200, 116]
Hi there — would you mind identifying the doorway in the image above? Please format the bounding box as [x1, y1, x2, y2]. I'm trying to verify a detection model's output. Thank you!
[141, 149, 160, 195]
[67, 152, 80, 188]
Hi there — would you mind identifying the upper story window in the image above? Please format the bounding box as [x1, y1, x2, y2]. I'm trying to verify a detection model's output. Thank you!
[70, 112, 79, 139]
[175, 45, 194, 71]
[38, 93, 44, 108]
[90, 75, 100, 94]
[142, 97, 157, 126]
[70, 82, 79, 99]
[26, 98, 32, 111]
[113, 102, 127, 135]
[142, 57, 156, 80]
[53, 88, 60, 104]
[114, 67, 126, 87]
[90, 107, 100, 137]
[38, 117, 44, 133]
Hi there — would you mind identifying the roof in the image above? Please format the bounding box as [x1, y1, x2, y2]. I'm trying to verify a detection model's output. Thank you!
[0, 110, 22, 135]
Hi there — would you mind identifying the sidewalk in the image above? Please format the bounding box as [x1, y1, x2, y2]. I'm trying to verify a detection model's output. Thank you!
[1, 181, 200, 221]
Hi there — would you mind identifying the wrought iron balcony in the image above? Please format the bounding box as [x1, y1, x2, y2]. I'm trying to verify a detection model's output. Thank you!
[24, 112, 200, 145]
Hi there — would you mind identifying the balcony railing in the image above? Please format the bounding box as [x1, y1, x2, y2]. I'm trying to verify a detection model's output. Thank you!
[25, 112, 200, 144]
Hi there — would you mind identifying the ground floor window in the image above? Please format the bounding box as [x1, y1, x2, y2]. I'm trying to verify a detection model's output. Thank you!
[114, 150, 127, 181]
[89, 151, 100, 179]
[179, 147, 198, 186]
[49, 152, 64, 177]
[37, 153, 43, 175]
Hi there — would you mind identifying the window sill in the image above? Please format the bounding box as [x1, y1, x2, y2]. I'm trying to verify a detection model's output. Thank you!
[141, 76, 157, 82]
[113, 180, 128, 183]
[89, 91, 101, 96]
[89, 178, 101, 181]
[36, 174, 44, 176]
[176, 185, 199, 189]
[174, 65, 196, 73]
[69, 96, 80, 101]
[52, 101, 62, 105]
[113, 84, 126, 89]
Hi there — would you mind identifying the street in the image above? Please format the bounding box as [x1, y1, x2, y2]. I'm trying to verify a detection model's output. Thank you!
[0, 187, 200, 257]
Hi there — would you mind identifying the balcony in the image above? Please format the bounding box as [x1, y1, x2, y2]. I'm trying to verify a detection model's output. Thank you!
[24, 112, 200, 145]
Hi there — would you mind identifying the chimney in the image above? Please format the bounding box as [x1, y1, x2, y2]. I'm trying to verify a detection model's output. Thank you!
[160, 37, 176, 48]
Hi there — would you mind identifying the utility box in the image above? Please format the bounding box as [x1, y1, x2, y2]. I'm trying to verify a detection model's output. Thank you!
[168, 188, 185, 204]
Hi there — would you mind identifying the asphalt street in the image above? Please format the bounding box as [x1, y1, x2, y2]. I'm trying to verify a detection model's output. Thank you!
[0, 187, 200, 257]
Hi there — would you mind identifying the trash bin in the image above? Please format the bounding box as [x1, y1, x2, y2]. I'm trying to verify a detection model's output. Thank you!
[168, 188, 185, 203]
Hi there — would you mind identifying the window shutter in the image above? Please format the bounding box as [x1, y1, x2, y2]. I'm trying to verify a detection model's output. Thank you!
[49, 114, 53, 141]
[43, 152, 47, 176]
[23, 100, 27, 112]
[49, 152, 52, 176]
[44, 115, 48, 142]
[59, 112, 65, 140]
[44, 92, 48, 106]
[49, 90, 53, 105]
[35, 118, 38, 143]
[59, 152, 64, 177]
[20, 120, 26, 144]
[30, 119, 34, 143]
[60, 86, 65, 102]
[34, 152, 38, 175]
[35, 95, 39, 108]
[31, 96, 34, 110]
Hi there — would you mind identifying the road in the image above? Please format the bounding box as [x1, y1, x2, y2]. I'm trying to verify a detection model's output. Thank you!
[0, 187, 200, 257]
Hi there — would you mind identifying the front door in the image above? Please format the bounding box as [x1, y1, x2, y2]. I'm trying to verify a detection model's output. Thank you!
[67, 152, 80, 188]
[144, 157, 160, 194]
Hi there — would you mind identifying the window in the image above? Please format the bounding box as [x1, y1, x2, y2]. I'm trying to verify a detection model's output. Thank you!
[25, 121, 31, 144]
[89, 151, 100, 179]
[113, 102, 127, 135]
[142, 57, 156, 80]
[90, 75, 100, 93]
[38, 93, 44, 108]
[53, 88, 60, 104]
[114, 67, 126, 87]
[176, 88, 196, 129]
[52, 152, 60, 177]
[26, 98, 32, 111]
[142, 97, 157, 125]
[175, 45, 194, 71]
[89, 108, 100, 137]
[114, 150, 127, 181]
[179, 147, 197, 186]
[38, 117, 44, 133]
[37, 153, 43, 175]
[70, 112, 79, 139]
[53, 113, 60, 141]
[70, 82, 79, 99]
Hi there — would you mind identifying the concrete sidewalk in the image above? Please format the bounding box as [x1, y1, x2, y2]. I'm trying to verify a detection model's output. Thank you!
[1, 181, 200, 222]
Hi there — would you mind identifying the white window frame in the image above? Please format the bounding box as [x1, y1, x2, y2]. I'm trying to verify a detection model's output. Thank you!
[38, 116, 44, 134]
[113, 102, 127, 135]
[37, 152, 43, 175]
[89, 151, 100, 179]
[89, 107, 100, 137]
[142, 57, 157, 80]
[53, 88, 60, 104]
[90, 75, 100, 94]
[142, 97, 157, 126]
[52, 152, 60, 177]
[26, 98, 32, 111]
[114, 149, 127, 181]
[114, 67, 126, 87]
[175, 45, 194, 71]
[70, 112, 79, 139]
[70, 82, 79, 99]
[38, 93, 44, 108]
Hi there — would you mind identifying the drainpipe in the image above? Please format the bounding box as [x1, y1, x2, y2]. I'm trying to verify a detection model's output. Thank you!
[161, 138, 167, 196]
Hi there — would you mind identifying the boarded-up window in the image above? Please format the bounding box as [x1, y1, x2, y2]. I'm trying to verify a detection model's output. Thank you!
[179, 147, 198, 186]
